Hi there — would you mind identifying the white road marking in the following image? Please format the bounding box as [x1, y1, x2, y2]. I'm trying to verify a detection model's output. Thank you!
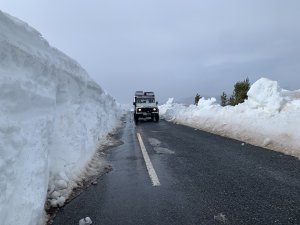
[137, 133, 161, 186]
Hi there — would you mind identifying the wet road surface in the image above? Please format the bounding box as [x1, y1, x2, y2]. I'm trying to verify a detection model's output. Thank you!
[53, 114, 300, 225]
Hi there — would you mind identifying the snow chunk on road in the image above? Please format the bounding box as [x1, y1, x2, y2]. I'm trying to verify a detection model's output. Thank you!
[79, 217, 92, 225]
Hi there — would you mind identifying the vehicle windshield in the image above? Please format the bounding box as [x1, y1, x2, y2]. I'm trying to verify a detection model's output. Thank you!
[136, 98, 155, 104]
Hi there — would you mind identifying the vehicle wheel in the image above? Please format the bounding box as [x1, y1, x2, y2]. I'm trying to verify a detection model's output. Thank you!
[155, 114, 159, 122]
[150, 116, 154, 122]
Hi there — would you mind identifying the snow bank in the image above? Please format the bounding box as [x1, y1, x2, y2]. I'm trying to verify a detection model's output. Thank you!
[246, 78, 286, 113]
[160, 78, 300, 158]
[0, 11, 121, 225]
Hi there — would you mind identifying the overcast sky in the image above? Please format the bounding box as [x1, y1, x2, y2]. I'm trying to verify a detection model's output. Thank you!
[1, 0, 300, 103]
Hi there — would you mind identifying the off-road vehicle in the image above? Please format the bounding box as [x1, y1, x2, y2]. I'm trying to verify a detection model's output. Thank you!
[133, 91, 159, 123]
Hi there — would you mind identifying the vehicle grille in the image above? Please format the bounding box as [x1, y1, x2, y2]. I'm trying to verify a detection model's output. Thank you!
[140, 108, 154, 113]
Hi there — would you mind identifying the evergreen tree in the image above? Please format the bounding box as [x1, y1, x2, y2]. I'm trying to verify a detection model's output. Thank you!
[229, 94, 235, 106]
[220, 78, 250, 107]
[194, 93, 201, 105]
[220, 92, 227, 107]
[233, 78, 250, 105]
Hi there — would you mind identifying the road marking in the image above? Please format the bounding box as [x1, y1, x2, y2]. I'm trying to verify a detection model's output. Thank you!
[137, 133, 161, 186]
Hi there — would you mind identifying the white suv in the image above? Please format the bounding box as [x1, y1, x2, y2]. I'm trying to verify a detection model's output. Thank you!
[133, 91, 159, 123]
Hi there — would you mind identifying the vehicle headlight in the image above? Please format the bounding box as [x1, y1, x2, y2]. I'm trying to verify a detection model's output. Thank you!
[153, 108, 157, 111]
[138, 108, 142, 112]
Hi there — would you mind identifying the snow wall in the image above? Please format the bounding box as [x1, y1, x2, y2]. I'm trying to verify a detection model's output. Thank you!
[0, 11, 122, 225]
[160, 78, 300, 158]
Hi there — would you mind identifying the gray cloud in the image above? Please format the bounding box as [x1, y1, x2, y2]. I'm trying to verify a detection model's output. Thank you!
[1, 0, 300, 103]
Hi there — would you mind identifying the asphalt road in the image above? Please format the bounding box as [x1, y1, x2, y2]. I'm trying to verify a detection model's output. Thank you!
[53, 114, 300, 225]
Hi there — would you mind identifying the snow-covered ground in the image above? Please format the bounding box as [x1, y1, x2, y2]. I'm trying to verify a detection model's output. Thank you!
[0, 11, 122, 225]
[160, 78, 300, 158]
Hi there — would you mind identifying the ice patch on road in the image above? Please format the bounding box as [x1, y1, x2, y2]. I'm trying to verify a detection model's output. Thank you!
[214, 213, 228, 224]
[154, 147, 175, 154]
[148, 138, 161, 146]
[148, 138, 174, 154]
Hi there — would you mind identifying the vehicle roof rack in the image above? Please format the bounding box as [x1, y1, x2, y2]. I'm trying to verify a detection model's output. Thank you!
[144, 92, 154, 96]
[135, 91, 155, 97]
[135, 91, 144, 96]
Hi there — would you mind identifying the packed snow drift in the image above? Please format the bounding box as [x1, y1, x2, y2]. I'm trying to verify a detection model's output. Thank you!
[160, 78, 300, 158]
[0, 11, 122, 225]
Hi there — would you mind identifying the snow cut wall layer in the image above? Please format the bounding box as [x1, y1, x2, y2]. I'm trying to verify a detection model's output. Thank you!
[0, 11, 121, 225]
[160, 78, 300, 158]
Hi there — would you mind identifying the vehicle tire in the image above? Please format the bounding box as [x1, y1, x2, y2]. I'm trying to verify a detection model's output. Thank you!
[155, 114, 159, 122]
[150, 116, 154, 122]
